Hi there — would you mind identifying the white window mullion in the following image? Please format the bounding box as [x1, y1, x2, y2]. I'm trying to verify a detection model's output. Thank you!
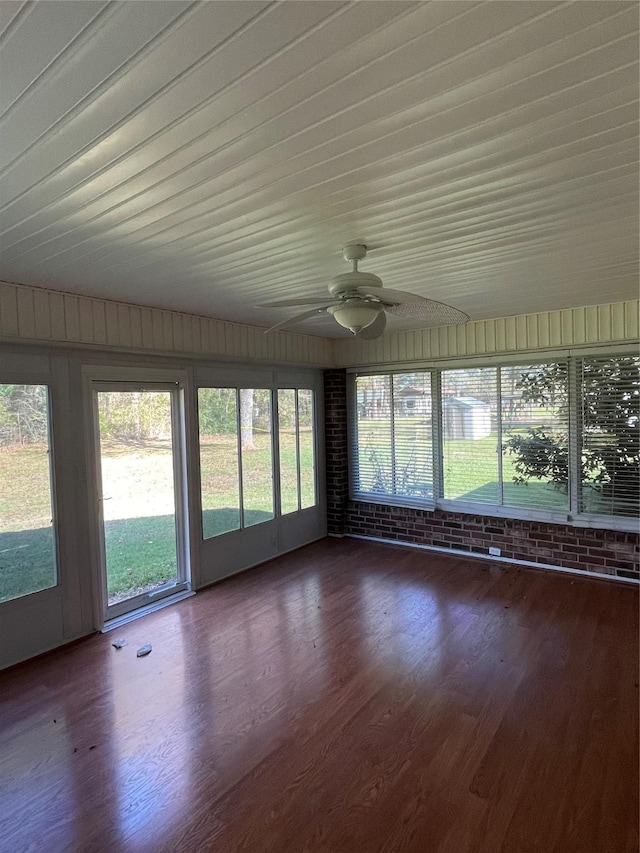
[433, 370, 444, 500]
[295, 390, 302, 512]
[390, 377, 396, 493]
[497, 367, 504, 506]
[235, 389, 245, 529]
[269, 390, 280, 518]
[568, 357, 580, 520]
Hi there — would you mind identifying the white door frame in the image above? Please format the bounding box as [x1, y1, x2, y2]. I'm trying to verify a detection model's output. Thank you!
[83, 366, 191, 627]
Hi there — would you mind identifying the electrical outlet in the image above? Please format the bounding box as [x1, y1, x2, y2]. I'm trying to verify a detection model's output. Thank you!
[489, 546, 501, 557]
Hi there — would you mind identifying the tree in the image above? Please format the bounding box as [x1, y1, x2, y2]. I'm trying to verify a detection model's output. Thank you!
[97, 391, 169, 442]
[239, 388, 255, 450]
[504, 357, 639, 515]
[197, 388, 238, 436]
[0, 384, 49, 446]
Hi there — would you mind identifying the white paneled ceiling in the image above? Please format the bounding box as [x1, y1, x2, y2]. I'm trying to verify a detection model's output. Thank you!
[0, 1, 638, 337]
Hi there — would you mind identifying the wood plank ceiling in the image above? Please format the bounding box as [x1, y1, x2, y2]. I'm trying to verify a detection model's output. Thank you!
[0, 1, 638, 338]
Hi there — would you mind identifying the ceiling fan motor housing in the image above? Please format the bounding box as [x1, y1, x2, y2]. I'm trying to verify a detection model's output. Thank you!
[328, 271, 383, 298]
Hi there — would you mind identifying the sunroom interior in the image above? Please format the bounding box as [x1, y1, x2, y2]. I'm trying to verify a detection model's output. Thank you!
[1, 1, 638, 671]
[1, 3, 639, 850]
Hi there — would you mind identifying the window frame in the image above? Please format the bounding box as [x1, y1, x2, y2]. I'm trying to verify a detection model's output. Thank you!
[348, 346, 639, 533]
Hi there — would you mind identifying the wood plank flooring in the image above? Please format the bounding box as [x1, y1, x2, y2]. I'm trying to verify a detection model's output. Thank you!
[0, 538, 638, 853]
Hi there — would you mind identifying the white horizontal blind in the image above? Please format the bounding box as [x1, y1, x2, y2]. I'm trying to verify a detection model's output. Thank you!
[501, 363, 569, 511]
[577, 355, 639, 518]
[392, 373, 433, 500]
[353, 372, 433, 504]
[350, 353, 637, 530]
[354, 374, 392, 496]
[442, 367, 498, 504]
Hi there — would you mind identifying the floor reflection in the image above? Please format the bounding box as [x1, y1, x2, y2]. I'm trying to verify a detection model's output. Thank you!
[107, 610, 190, 848]
[0, 704, 74, 851]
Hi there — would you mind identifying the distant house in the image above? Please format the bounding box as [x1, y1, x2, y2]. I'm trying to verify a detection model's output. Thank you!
[394, 385, 431, 416]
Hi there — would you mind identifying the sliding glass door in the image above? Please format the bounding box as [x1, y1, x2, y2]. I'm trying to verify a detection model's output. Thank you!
[93, 384, 188, 620]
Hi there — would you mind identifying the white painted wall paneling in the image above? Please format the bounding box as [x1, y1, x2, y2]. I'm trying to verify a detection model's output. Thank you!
[334, 299, 640, 366]
[0, 281, 333, 366]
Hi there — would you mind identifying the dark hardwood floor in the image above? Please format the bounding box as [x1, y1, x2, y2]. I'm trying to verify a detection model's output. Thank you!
[1, 538, 638, 853]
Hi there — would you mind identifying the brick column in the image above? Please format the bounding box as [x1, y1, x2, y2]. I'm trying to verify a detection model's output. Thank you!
[324, 368, 348, 535]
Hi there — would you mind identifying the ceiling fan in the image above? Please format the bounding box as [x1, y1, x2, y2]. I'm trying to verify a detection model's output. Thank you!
[257, 245, 469, 339]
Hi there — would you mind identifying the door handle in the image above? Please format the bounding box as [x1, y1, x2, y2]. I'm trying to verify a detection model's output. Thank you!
[99, 496, 112, 501]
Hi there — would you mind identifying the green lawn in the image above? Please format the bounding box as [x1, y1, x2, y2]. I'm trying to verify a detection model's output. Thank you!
[0, 443, 59, 603]
[0, 508, 277, 604]
[357, 420, 570, 510]
[199, 431, 316, 535]
[1, 421, 623, 604]
[1, 434, 316, 604]
[0, 525, 56, 603]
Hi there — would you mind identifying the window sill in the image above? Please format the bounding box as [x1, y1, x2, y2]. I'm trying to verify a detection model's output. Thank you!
[350, 493, 639, 534]
[351, 491, 435, 512]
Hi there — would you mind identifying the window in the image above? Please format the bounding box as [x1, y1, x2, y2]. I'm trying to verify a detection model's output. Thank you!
[240, 389, 274, 527]
[278, 390, 298, 515]
[577, 355, 639, 518]
[441, 362, 569, 511]
[0, 384, 57, 603]
[442, 367, 498, 504]
[198, 388, 242, 538]
[297, 389, 317, 509]
[198, 386, 317, 538]
[500, 363, 569, 511]
[354, 372, 433, 504]
[198, 387, 274, 537]
[278, 389, 317, 515]
[350, 353, 637, 530]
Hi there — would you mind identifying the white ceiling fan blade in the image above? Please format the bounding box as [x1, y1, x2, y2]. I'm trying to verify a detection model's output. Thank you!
[256, 296, 338, 308]
[386, 299, 470, 326]
[355, 284, 427, 304]
[264, 306, 330, 334]
[357, 310, 387, 339]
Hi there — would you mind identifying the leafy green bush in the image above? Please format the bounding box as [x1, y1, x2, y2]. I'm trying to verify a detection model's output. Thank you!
[504, 426, 569, 489]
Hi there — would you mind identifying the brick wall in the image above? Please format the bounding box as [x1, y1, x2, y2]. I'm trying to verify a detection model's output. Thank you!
[324, 369, 349, 534]
[324, 368, 639, 580]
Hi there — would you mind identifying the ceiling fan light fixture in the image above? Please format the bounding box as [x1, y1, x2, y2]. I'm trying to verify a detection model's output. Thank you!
[328, 302, 380, 335]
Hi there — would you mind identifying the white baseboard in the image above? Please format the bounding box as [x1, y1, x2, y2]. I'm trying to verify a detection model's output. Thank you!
[346, 534, 638, 585]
